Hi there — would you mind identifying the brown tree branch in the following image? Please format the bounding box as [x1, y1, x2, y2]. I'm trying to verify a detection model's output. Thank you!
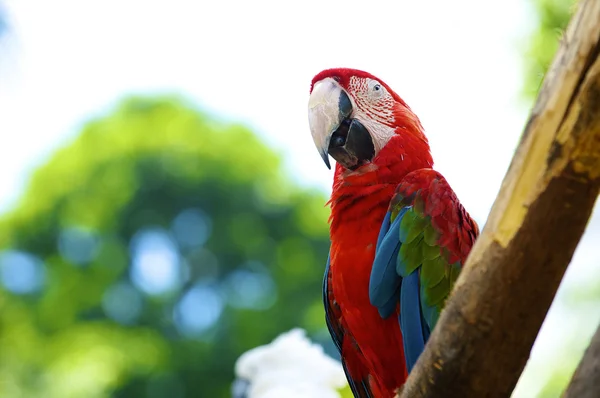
[398, 0, 600, 397]
[562, 322, 600, 398]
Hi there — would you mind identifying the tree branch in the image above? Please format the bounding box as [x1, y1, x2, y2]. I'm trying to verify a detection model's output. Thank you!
[562, 322, 600, 398]
[399, 0, 600, 397]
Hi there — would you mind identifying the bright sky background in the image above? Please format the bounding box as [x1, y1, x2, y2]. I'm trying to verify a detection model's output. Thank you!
[0, 1, 599, 397]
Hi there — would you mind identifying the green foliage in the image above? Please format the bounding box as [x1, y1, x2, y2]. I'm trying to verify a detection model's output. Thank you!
[522, 0, 576, 99]
[0, 97, 332, 397]
[339, 385, 354, 398]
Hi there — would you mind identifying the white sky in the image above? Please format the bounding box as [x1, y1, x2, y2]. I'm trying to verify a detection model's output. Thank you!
[0, 1, 599, 397]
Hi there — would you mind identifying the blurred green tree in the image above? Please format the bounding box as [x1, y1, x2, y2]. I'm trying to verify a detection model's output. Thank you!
[0, 97, 332, 397]
[522, 0, 576, 99]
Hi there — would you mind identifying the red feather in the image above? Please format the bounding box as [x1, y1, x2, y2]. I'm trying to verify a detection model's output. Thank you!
[394, 169, 479, 264]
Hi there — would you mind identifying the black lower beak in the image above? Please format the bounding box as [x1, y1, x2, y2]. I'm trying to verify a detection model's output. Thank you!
[328, 118, 375, 170]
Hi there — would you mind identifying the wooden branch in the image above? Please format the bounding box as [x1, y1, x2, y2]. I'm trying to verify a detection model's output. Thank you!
[562, 323, 600, 398]
[398, 0, 600, 397]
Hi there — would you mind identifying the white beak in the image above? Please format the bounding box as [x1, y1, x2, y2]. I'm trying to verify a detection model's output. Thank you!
[307, 78, 352, 169]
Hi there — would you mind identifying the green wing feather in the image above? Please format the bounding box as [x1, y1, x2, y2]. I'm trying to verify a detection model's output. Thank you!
[393, 204, 459, 330]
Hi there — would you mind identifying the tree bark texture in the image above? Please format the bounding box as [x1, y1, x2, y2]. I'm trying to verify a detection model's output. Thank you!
[399, 0, 600, 397]
[562, 322, 600, 398]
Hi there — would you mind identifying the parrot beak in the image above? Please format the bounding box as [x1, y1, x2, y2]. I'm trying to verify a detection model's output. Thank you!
[308, 78, 375, 170]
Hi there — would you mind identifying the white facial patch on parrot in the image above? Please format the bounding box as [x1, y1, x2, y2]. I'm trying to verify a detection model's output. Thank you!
[347, 77, 397, 154]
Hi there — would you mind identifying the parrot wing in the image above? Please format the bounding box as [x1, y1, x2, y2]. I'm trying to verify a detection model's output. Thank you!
[368, 168, 479, 372]
[324, 255, 374, 398]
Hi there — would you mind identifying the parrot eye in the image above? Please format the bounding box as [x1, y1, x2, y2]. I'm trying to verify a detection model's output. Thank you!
[367, 80, 385, 99]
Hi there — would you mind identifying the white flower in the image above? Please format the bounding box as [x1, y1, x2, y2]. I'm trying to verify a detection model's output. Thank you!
[234, 328, 347, 398]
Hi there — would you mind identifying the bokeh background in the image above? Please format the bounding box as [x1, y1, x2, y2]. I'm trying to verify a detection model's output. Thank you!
[0, 0, 597, 397]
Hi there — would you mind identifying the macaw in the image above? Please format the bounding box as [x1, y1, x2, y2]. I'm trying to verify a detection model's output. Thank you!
[308, 68, 479, 397]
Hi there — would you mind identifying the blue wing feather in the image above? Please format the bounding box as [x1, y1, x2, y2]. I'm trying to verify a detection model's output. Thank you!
[399, 272, 429, 372]
[370, 206, 433, 373]
[369, 208, 408, 318]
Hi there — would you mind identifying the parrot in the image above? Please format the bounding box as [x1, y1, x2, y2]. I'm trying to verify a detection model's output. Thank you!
[307, 68, 479, 397]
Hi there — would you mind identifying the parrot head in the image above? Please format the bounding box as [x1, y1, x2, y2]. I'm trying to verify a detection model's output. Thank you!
[308, 68, 425, 170]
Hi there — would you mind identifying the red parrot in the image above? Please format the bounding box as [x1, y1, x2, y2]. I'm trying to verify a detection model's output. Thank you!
[308, 68, 479, 397]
